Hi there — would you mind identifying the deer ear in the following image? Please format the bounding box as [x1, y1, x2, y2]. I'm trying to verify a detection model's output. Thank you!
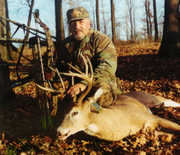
[90, 101, 102, 113]
[94, 88, 104, 100]
[83, 98, 99, 113]
[87, 88, 103, 113]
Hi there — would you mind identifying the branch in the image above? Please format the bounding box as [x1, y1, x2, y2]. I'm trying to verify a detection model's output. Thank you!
[0, 16, 56, 39]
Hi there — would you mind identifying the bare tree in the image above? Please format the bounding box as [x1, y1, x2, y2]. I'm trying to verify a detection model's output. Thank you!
[0, 0, 13, 103]
[110, 0, 116, 42]
[159, 0, 180, 57]
[145, 0, 153, 40]
[24, 0, 34, 41]
[0, 0, 11, 60]
[92, 5, 96, 29]
[102, 0, 107, 34]
[125, 14, 130, 40]
[132, 1, 136, 40]
[145, 0, 150, 38]
[153, 0, 159, 41]
[55, 0, 64, 45]
[126, 0, 136, 41]
[96, 0, 100, 31]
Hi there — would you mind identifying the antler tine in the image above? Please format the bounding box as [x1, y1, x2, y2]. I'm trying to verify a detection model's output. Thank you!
[77, 55, 93, 104]
[61, 71, 91, 82]
[60, 54, 94, 104]
[48, 66, 65, 90]
[80, 53, 88, 75]
[36, 83, 61, 93]
[61, 54, 93, 82]
[86, 55, 93, 79]
[55, 68, 66, 90]
[79, 53, 93, 80]
[67, 63, 83, 74]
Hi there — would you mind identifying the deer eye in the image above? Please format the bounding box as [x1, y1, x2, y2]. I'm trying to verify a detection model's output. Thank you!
[71, 111, 78, 117]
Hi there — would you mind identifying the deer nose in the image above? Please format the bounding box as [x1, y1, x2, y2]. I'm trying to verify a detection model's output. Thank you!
[56, 131, 63, 139]
[56, 131, 61, 137]
[56, 128, 70, 140]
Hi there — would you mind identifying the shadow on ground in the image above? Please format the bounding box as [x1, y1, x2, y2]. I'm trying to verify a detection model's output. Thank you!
[0, 95, 59, 140]
[117, 54, 180, 81]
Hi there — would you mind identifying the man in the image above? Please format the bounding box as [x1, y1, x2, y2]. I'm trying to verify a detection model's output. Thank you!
[57, 7, 118, 107]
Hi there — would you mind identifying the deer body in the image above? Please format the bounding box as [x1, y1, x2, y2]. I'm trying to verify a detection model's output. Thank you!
[57, 93, 180, 141]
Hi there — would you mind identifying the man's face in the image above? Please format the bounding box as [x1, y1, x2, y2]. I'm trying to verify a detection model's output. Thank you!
[69, 19, 91, 40]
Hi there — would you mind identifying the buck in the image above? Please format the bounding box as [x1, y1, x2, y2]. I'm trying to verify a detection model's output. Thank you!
[37, 54, 180, 141]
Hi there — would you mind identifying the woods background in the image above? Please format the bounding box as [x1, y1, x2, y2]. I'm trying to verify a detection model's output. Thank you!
[1, 0, 164, 46]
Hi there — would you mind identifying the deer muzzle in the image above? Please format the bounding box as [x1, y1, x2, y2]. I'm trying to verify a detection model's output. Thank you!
[57, 127, 71, 140]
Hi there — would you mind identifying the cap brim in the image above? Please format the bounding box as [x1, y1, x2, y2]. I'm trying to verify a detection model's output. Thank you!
[68, 17, 88, 24]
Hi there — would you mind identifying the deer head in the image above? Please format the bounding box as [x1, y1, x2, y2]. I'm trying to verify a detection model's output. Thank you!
[56, 54, 107, 139]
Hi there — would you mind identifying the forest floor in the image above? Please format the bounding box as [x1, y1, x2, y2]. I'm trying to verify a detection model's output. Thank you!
[1, 41, 180, 155]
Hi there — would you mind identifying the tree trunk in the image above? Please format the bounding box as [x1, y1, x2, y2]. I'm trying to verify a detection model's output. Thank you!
[159, 0, 180, 57]
[96, 0, 100, 31]
[92, 6, 96, 29]
[0, 0, 14, 103]
[133, 4, 136, 40]
[0, 57, 13, 104]
[110, 0, 116, 43]
[126, 0, 136, 41]
[145, 0, 150, 38]
[24, 0, 34, 41]
[148, 8, 153, 40]
[55, 0, 64, 46]
[145, 0, 152, 40]
[0, 0, 11, 60]
[153, 0, 159, 41]
[129, 0, 134, 40]
[125, 15, 130, 40]
[102, 1, 107, 34]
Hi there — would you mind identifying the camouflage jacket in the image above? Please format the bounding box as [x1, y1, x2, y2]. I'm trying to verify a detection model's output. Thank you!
[57, 29, 117, 89]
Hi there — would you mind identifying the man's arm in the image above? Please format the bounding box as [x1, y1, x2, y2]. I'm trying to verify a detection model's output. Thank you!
[92, 32, 117, 88]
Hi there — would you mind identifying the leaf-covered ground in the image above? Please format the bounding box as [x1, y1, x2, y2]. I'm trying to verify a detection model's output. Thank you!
[1, 42, 180, 155]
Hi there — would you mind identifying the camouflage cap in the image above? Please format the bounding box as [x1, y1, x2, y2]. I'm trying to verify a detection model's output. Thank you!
[67, 7, 89, 24]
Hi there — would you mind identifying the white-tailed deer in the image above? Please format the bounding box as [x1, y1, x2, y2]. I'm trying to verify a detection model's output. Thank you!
[55, 54, 180, 141]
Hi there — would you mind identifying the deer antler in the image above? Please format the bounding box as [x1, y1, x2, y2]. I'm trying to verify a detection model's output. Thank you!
[36, 54, 93, 104]
[36, 83, 61, 93]
[61, 53, 93, 104]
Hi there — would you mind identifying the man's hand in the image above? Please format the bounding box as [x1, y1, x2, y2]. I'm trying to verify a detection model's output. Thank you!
[67, 83, 87, 97]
